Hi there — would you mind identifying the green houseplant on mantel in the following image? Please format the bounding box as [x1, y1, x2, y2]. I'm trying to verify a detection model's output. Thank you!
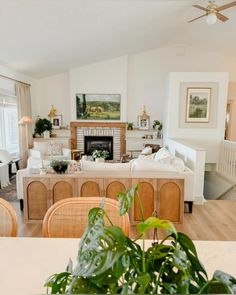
[45, 185, 236, 294]
[92, 149, 109, 162]
[33, 117, 53, 137]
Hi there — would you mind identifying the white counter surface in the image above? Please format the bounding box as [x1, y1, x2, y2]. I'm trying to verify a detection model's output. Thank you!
[0, 237, 235, 295]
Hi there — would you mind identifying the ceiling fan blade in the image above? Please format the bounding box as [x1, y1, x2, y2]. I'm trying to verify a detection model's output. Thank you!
[193, 5, 208, 12]
[217, 1, 236, 11]
[188, 14, 207, 23]
[216, 12, 229, 22]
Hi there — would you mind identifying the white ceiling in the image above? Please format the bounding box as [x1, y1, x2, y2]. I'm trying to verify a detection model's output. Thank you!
[0, 0, 236, 78]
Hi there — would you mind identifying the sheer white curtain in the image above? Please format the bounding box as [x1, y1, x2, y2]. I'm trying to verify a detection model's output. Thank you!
[0, 90, 19, 154]
[16, 83, 32, 167]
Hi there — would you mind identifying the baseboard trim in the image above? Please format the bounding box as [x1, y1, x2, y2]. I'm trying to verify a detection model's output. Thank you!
[194, 195, 206, 205]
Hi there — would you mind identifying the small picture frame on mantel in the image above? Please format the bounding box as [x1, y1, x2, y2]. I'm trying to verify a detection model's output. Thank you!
[51, 115, 62, 129]
[138, 116, 150, 130]
[138, 106, 150, 130]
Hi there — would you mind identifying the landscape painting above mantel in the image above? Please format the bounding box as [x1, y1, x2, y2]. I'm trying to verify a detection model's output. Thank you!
[76, 93, 121, 120]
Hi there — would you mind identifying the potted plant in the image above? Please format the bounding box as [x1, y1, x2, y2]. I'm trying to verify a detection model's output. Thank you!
[50, 160, 68, 174]
[153, 120, 163, 138]
[127, 122, 134, 130]
[45, 185, 236, 294]
[92, 149, 109, 162]
[33, 117, 52, 137]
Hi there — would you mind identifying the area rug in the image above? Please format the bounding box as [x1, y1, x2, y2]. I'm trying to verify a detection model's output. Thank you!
[0, 176, 18, 202]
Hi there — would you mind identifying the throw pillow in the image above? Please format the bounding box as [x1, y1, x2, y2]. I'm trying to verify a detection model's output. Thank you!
[68, 161, 81, 173]
[154, 147, 172, 164]
[141, 146, 152, 155]
[47, 142, 62, 156]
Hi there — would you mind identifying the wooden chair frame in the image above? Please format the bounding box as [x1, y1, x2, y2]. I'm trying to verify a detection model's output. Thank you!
[0, 198, 18, 237]
[43, 197, 130, 238]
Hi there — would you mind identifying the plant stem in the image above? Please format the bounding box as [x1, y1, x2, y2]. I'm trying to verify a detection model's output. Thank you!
[142, 234, 146, 273]
[135, 189, 146, 273]
[136, 191, 145, 222]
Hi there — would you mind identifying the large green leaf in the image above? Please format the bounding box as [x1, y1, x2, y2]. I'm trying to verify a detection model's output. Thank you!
[212, 270, 236, 294]
[176, 232, 208, 286]
[137, 216, 177, 237]
[45, 272, 71, 294]
[118, 184, 138, 215]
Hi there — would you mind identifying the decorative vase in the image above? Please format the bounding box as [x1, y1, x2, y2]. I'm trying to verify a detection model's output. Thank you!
[43, 130, 50, 138]
[95, 158, 105, 163]
[53, 164, 68, 174]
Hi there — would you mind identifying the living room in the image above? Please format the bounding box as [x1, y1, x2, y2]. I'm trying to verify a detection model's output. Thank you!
[0, 1, 236, 294]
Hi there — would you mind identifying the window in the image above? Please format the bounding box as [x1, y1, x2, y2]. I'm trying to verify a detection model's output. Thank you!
[0, 94, 19, 154]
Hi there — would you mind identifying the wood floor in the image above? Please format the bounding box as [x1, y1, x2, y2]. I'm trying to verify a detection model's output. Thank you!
[11, 199, 236, 240]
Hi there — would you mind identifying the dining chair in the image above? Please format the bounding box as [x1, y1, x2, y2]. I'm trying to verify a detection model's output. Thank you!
[42, 197, 130, 238]
[0, 198, 18, 237]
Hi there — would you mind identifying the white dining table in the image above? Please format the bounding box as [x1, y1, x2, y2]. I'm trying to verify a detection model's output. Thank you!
[0, 237, 235, 295]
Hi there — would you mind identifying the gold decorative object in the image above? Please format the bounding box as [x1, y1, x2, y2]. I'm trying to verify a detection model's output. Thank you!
[48, 105, 57, 118]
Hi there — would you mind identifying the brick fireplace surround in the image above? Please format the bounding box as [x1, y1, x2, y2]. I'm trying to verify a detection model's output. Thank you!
[70, 122, 126, 162]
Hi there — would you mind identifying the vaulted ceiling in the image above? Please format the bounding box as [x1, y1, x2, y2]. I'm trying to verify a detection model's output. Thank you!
[0, 0, 236, 78]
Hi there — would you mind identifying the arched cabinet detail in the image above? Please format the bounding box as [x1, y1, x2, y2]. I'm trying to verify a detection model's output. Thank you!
[79, 179, 103, 197]
[25, 179, 49, 221]
[157, 179, 184, 223]
[104, 179, 130, 200]
[52, 180, 75, 204]
[131, 179, 156, 224]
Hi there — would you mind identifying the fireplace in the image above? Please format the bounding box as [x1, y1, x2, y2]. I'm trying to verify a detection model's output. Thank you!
[84, 136, 113, 160]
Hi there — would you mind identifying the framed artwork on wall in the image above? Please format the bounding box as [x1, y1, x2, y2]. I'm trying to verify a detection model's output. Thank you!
[138, 106, 150, 130]
[51, 115, 62, 129]
[186, 88, 211, 123]
[76, 93, 121, 120]
[178, 82, 219, 129]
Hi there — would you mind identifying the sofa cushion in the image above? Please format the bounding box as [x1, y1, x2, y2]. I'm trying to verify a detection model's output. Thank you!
[33, 142, 48, 156]
[131, 158, 182, 172]
[170, 156, 185, 172]
[154, 147, 172, 164]
[138, 153, 156, 160]
[80, 160, 131, 171]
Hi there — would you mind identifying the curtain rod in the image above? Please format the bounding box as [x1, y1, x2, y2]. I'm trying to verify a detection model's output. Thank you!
[0, 74, 31, 87]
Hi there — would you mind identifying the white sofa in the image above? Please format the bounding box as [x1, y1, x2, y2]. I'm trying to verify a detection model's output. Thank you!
[17, 147, 194, 212]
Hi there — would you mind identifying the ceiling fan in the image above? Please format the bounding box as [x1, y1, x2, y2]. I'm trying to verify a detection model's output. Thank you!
[189, 0, 236, 24]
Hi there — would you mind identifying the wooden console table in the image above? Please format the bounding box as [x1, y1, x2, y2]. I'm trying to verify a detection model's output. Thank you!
[23, 172, 184, 224]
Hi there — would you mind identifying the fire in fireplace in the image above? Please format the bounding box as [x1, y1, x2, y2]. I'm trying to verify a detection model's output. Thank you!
[84, 136, 113, 160]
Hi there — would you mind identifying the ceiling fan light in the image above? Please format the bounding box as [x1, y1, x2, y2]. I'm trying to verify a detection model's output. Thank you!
[206, 12, 217, 25]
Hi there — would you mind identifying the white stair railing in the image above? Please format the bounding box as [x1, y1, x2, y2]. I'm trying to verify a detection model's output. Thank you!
[217, 140, 236, 182]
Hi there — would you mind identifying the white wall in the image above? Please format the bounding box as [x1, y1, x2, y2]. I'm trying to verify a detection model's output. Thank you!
[228, 82, 236, 141]
[0, 63, 36, 100]
[127, 45, 236, 129]
[32, 72, 70, 125]
[166, 72, 229, 163]
[30, 44, 236, 160]
[69, 56, 128, 122]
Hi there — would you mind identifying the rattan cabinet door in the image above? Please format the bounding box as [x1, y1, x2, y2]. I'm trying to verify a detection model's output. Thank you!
[130, 179, 156, 224]
[104, 178, 130, 201]
[24, 177, 50, 223]
[50, 178, 77, 204]
[78, 178, 104, 197]
[157, 179, 184, 223]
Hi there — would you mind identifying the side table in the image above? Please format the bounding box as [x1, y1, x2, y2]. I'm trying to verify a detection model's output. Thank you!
[71, 149, 83, 161]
